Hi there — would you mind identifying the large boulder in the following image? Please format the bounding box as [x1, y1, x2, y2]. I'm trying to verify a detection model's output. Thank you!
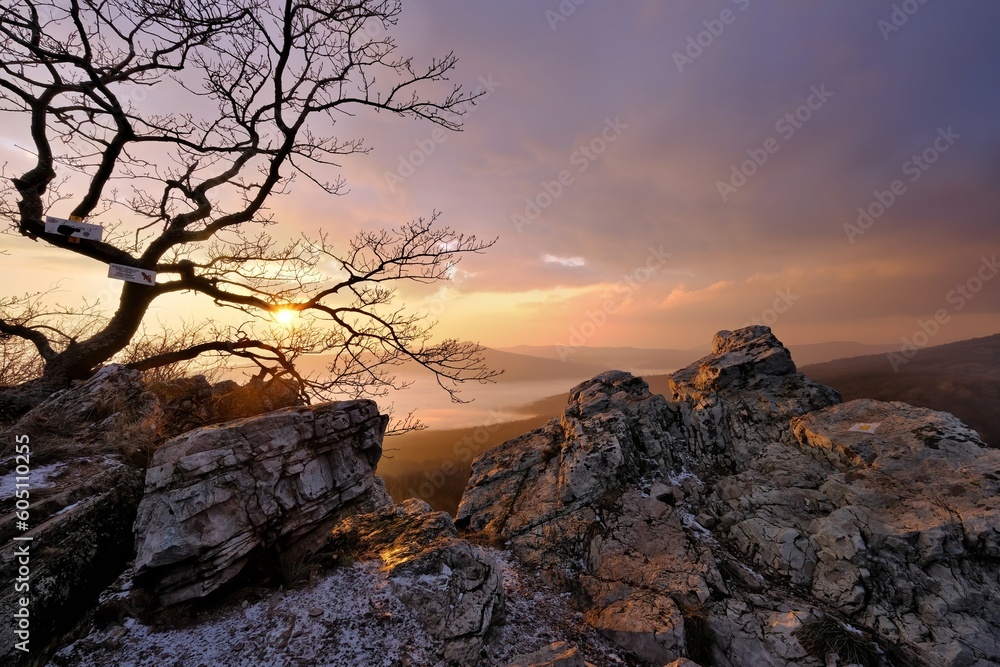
[327, 499, 505, 666]
[133, 399, 391, 606]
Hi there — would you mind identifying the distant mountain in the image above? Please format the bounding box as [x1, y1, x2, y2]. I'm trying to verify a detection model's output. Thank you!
[800, 333, 1000, 447]
[498, 341, 901, 374]
[496, 345, 698, 373]
[291, 346, 610, 384]
[784, 341, 901, 367]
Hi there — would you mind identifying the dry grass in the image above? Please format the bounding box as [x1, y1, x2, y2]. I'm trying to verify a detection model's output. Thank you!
[796, 616, 881, 667]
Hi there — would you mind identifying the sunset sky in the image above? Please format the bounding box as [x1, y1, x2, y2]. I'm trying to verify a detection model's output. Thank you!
[2, 1, 999, 353]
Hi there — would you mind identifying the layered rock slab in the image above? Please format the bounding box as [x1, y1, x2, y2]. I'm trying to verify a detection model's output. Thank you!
[133, 399, 391, 605]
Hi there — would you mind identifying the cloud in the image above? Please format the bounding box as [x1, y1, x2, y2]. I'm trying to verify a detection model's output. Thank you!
[543, 254, 586, 267]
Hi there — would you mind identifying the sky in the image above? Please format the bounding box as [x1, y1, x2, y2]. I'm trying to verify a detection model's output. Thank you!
[2, 0, 1000, 354]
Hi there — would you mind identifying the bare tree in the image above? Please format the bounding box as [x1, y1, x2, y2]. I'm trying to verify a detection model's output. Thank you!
[0, 0, 497, 404]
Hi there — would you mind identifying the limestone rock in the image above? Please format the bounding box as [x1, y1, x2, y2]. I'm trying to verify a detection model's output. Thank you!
[504, 641, 590, 667]
[133, 399, 391, 605]
[456, 370, 681, 572]
[328, 499, 505, 666]
[0, 457, 143, 667]
[668, 326, 841, 471]
[459, 326, 1000, 667]
[4, 365, 163, 459]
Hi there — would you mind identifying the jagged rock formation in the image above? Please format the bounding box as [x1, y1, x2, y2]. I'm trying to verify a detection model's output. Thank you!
[0, 367, 153, 667]
[328, 498, 505, 665]
[133, 399, 391, 606]
[33, 326, 1000, 667]
[459, 326, 1000, 666]
[147, 374, 302, 438]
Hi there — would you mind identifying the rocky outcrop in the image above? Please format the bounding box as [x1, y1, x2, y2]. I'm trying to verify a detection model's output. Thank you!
[3, 365, 164, 461]
[0, 367, 156, 667]
[328, 498, 505, 666]
[459, 326, 1000, 666]
[457, 370, 680, 572]
[0, 458, 143, 667]
[147, 374, 302, 438]
[667, 326, 841, 471]
[133, 399, 391, 606]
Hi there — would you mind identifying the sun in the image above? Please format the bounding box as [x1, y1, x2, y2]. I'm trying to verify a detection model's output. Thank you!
[273, 308, 296, 325]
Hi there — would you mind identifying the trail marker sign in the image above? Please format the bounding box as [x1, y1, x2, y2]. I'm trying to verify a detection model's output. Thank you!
[108, 263, 156, 285]
[45, 216, 104, 241]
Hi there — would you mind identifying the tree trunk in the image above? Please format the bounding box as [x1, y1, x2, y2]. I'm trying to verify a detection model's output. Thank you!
[41, 283, 157, 387]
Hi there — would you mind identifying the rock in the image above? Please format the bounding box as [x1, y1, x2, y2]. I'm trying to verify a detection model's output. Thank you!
[664, 659, 704, 667]
[790, 399, 1000, 665]
[148, 374, 302, 438]
[0, 458, 143, 667]
[668, 326, 841, 471]
[457, 370, 713, 662]
[457, 370, 681, 572]
[328, 499, 505, 666]
[133, 399, 391, 606]
[458, 326, 1000, 667]
[3, 365, 164, 462]
[504, 641, 588, 667]
[0, 367, 158, 667]
[584, 592, 685, 665]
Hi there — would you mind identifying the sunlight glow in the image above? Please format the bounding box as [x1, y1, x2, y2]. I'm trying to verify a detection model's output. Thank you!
[274, 308, 296, 325]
